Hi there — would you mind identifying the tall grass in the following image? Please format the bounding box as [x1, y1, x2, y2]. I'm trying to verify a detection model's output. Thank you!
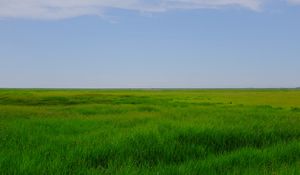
[0, 89, 300, 174]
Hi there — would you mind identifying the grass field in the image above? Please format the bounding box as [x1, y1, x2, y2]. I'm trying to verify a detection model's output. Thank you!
[0, 89, 300, 174]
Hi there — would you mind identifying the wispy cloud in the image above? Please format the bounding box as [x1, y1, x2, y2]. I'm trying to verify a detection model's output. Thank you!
[287, 0, 300, 4]
[0, 0, 297, 20]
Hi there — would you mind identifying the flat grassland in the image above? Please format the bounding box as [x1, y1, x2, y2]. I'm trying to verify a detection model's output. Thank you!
[0, 89, 300, 174]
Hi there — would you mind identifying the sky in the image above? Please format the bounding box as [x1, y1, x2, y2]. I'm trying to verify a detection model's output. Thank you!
[0, 0, 300, 88]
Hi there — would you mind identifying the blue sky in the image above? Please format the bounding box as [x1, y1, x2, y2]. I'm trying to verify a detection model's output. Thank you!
[0, 0, 300, 88]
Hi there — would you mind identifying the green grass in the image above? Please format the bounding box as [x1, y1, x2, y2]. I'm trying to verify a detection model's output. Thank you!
[0, 89, 300, 174]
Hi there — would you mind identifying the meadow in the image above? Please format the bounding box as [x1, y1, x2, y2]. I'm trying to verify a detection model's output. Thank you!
[0, 89, 300, 174]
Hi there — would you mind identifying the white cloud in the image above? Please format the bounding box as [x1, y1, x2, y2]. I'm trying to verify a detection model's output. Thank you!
[0, 0, 298, 20]
[0, 0, 265, 20]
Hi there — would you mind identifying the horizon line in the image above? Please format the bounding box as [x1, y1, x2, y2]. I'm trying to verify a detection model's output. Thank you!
[1, 87, 300, 90]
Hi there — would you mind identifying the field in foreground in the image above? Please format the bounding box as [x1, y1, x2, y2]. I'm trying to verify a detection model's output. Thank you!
[0, 89, 300, 175]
